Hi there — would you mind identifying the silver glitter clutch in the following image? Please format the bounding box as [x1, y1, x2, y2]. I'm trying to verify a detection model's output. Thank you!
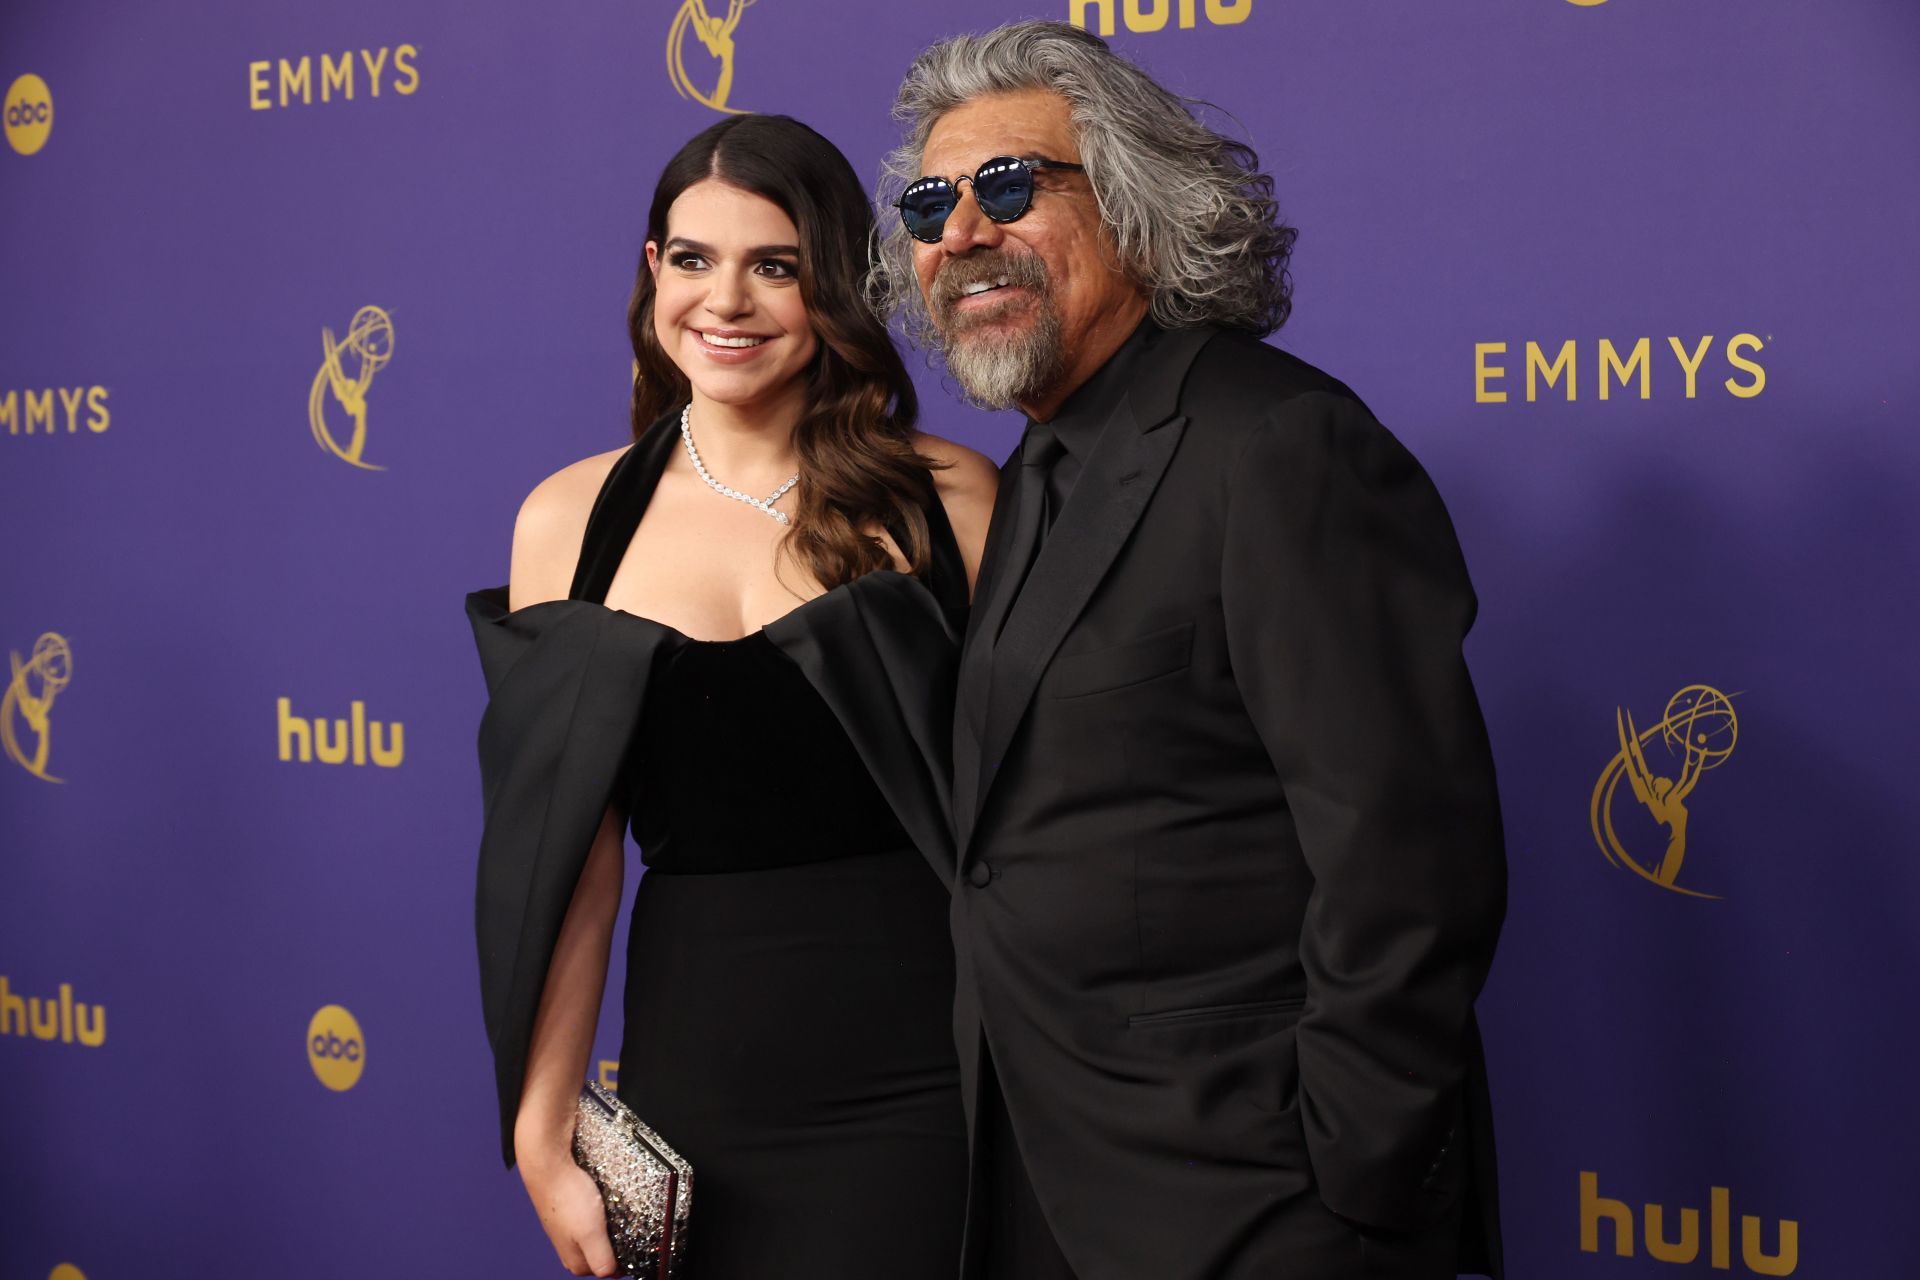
[572, 1081, 693, 1278]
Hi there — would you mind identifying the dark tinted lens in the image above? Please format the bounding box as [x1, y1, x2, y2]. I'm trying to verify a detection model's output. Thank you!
[972, 159, 1033, 222]
[900, 180, 957, 241]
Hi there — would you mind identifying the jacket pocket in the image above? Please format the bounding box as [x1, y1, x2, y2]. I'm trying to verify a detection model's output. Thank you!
[1127, 995, 1306, 1028]
[1051, 622, 1194, 699]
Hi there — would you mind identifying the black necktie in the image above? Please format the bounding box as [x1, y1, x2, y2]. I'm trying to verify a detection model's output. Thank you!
[987, 422, 1062, 643]
[958, 422, 1061, 753]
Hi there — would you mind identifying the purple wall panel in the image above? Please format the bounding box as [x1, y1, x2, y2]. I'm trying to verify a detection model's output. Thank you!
[3, 1, 1914, 1275]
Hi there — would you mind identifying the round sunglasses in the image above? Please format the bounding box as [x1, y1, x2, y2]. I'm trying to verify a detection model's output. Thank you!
[896, 155, 1087, 244]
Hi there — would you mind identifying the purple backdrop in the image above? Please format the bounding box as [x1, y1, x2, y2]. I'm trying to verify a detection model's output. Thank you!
[3, 1, 1915, 1275]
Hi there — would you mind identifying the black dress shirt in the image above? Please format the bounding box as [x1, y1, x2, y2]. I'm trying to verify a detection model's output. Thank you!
[1032, 317, 1159, 526]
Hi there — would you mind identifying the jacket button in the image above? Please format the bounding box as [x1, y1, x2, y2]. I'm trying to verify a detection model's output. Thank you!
[968, 862, 994, 888]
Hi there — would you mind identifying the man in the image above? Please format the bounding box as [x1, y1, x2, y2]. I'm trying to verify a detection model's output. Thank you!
[874, 21, 1507, 1280]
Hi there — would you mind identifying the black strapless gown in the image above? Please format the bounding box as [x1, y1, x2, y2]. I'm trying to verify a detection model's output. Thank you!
[466, 415, 968, 1277]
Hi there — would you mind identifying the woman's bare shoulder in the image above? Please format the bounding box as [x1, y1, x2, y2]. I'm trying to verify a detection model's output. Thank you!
[510, 446, 629, 609]
[914, 432, 1000, 591]
[917, 432, 998, 498]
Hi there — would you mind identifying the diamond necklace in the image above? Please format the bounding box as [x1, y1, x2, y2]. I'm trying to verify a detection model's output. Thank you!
[679, 404, 799, 526]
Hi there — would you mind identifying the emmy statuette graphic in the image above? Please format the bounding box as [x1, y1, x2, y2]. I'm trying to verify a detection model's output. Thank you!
[3, 632, 72, 782]
[308, 305, 395, 470]
[1590, 684, 1741, 899]
[668, 0, 757, 114]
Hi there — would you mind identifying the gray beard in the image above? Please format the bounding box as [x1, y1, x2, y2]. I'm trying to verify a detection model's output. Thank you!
[938, 303, 1065, 411]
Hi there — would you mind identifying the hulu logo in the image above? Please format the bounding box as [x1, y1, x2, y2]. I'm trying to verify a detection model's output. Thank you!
[276, 697, 404, 767]
[0, 977, 106, 1046]
[1069, 0, 1252, 36]
[1581, 1171, 1798, 1275]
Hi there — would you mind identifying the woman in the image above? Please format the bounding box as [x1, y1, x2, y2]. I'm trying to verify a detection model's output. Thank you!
[466, 114, 996, 1277]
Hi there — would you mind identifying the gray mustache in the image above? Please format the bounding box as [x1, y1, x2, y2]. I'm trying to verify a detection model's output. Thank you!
[930, 251, 1050, 319]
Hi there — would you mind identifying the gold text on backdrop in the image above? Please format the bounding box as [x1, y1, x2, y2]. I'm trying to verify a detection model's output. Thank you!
[1069, 0, 1251, 36]
[249, 47, 420, 110]
[0, 977, 105, 1046]
[276, 698, 405, 767]
[0, 388, 110, 435]
[1581, 1173, 1797, 1275]
[1475, 336, 1766, 403]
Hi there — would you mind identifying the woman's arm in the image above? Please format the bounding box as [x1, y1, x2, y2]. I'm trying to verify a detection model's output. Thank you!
[513, 806, 627, 1278]
[501, 450, 633, 1276]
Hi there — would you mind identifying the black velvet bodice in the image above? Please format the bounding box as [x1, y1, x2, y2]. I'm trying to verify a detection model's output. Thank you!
[562, 410, 968, 875]
[625, 631, 911, 872]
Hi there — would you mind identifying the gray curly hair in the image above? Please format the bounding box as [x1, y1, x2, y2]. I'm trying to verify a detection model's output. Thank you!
[872, 19, 1295, 346]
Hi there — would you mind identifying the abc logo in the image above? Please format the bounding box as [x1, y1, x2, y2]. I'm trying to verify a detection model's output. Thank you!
[4, 74, 53, 156]
[306, 1003, 366, 1092]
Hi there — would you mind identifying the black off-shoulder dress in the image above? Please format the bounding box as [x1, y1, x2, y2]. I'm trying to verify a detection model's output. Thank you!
[467, 412, 968, 1277]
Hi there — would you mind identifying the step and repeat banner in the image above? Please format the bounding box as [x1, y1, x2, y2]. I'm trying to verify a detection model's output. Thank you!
[3, 1, 1914, 1275]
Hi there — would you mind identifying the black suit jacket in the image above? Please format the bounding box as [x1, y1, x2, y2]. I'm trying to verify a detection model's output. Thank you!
[951, 325, 1507, 1280]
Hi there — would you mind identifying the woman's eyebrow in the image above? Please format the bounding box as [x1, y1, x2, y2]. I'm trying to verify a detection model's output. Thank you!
[664, 237, 800, 257]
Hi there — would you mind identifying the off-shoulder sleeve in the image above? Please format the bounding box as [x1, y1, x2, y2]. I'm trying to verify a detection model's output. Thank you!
[763, 572, 960, 889]
[465, 588, 666, 1166]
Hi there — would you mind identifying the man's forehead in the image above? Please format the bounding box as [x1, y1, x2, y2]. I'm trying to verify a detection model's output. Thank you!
[922, 89, 1076, 170]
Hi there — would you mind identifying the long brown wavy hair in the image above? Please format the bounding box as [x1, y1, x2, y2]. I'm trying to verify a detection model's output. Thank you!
[629, 114, 937, 588]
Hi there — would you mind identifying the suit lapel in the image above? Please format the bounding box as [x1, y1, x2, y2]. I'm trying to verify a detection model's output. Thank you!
[961, 326, 1217, 851]
[972, 404, 1186, 818]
